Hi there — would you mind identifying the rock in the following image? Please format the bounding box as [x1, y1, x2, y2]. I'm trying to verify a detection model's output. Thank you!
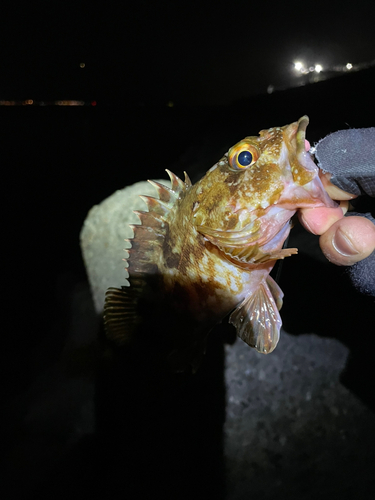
[80, 179, 169, 314]
[224, 331, 375, 499]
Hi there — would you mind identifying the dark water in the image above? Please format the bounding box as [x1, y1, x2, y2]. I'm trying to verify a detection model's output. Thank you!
[2, 67, 375, 499]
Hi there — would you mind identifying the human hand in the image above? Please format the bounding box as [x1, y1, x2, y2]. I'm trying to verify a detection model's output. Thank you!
[299, 127, 375, 295]
[299, 173, 375, 266]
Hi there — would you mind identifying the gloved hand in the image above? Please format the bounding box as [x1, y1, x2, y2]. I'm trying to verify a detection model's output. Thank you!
[299, 127, 375, 296]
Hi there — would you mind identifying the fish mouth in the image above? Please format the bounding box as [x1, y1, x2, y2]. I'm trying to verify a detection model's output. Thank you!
[296, 115, 309, 157]
[195, 115, 336, 264]
[289, 115, 310, 157]
[287, 115, 317, 184]
[279, 115, 337, 209]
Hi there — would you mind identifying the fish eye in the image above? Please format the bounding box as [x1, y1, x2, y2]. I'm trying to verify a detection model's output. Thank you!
[237, 150, 253, 167]
[228, 142, 259, 170]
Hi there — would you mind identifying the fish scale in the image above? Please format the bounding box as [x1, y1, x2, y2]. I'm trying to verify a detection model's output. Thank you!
[104, 116, 336, 372]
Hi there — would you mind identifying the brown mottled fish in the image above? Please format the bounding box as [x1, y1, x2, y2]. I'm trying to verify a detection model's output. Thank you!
[104, 116, 335, 372]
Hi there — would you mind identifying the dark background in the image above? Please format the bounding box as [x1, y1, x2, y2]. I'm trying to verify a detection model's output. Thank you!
[1, 1, 375, 499]
[2, 1, 375, 105]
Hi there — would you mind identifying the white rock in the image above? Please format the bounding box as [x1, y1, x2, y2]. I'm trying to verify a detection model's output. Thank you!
[80, 179, 169, 314]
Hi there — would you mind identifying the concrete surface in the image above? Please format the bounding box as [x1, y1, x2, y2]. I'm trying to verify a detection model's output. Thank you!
[80, 179, 169, 313]
[225, 332, 375, 499]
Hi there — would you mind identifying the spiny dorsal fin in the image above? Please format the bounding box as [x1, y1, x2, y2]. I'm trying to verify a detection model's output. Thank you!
[147, 180, 178, 204]
[133, 210, 167, 229]
[165, 169, 188, 194]
[127, 223, 165, 276]
[129, 224, 165, 241]
[104, 286, 141, 345]
[184, 171, 192, 187]
[138, 195, 171, 217]
[104, 171, 192, 346]
[127, 192, 173, 278]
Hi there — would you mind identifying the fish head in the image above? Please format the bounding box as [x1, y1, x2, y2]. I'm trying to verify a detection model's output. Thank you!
[191, 116, 335, 263]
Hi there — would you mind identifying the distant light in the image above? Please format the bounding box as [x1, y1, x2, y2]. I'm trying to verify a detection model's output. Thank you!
[24, 99, 33, 105]
[55, 100, 85, 106]
[267, 85, 274, 94]
[80, 62, 86, 68]
[346, 63, 353, 70]
[91, 100, 97, 106]
[309, 66, 315, 72]
[167, 100, 174, 107]
[294, 61, 303, 71]
[315, 64, 323, 73]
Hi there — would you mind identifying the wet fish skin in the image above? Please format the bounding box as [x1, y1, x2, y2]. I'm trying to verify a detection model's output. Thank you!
[104, 116, 336, 372]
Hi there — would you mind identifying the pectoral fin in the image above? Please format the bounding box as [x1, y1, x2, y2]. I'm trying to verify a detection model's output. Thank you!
[229, 279, 282, 354]
[266, 275, 284, 311]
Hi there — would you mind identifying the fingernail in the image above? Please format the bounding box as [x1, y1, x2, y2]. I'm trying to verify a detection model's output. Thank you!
[332, 228, 360, 256]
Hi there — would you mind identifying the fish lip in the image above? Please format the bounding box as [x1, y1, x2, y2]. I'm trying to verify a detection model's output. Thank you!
[293, 115, 316, 169]
[196, 115, 334, 259]
[294, 115, 315, 167]
[296, 115, 309, 156]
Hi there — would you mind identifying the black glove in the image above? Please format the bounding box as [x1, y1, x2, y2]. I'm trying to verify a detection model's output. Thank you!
[314, 128, 375, 296]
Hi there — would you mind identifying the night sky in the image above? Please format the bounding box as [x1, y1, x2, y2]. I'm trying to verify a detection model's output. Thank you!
[2, 0, 375, 105]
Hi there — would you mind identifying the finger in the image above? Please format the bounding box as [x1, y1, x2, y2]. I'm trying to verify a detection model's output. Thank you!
[319, 216, 375, 266]
[319, 171, 357, 201]
[298, 203, 347, 235]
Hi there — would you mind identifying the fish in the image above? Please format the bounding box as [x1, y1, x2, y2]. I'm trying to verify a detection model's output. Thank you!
[103, 116, 336, 372]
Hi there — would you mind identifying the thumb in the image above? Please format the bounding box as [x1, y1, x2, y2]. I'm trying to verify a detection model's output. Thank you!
[319, 216, 375, 266]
